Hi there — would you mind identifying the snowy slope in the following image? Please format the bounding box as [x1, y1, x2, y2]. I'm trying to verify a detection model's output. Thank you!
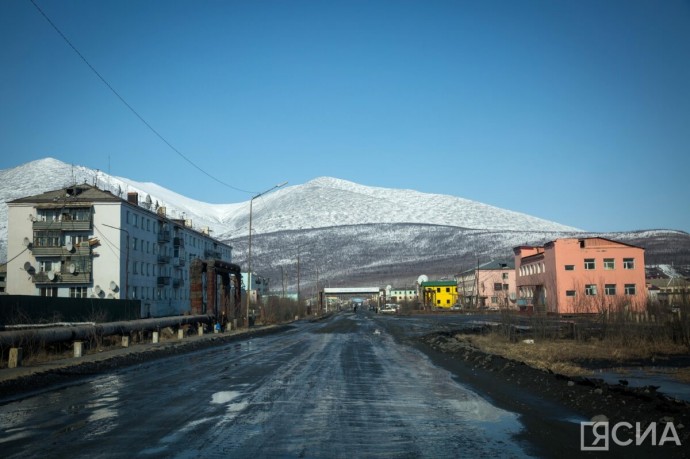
[0, 157, 582, 261]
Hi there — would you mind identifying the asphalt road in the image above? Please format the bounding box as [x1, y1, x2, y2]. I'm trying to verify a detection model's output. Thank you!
[0, 312, 574, 458]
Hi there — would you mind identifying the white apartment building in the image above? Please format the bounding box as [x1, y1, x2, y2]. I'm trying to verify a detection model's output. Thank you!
[7, 184, 233, 317]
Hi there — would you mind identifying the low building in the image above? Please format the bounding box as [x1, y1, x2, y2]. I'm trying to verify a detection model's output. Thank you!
[7, 184, 234, 317]
[456, 260, 516, 309]
[420, 280, 458, 309]
[385, 286, 417, 303]
[514, 237, 647, 314]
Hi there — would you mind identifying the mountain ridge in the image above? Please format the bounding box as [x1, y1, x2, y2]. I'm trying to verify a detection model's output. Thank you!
[1, 157, 583, 261]
[2, 158, 688, 289]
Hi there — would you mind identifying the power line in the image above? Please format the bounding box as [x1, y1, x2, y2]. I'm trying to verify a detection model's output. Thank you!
[29, 0, 256, 195]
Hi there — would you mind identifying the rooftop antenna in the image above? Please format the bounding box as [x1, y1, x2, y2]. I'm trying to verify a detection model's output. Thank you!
[94, 169, 99, 188]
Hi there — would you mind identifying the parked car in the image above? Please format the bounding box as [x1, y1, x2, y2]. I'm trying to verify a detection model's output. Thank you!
[380, 303, 399, 314]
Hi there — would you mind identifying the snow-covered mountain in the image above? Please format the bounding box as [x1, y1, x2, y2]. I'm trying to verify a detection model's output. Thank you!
[0, 157, 579, 260]
[1, 158, 688, 289]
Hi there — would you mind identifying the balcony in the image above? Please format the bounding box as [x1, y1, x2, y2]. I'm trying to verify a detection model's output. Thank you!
[32, 244, 91, 257]
[173, 237, 185, 247]
[157, 276, 171, 287]
[172, 278, 184, 288]
[33, 269, 91, 285]
[157, 230, 171, 243]
[157, 254, 171, 264]
[173, 257, 186, 267]
[33, 219, 92, 231]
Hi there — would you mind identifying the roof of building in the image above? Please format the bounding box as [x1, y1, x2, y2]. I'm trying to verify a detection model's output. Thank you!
[457, 259, 514, 276]
[421, 280, 457, 287]
[9, 184, 121, 205]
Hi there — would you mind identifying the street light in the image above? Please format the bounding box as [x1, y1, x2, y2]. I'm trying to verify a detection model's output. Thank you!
[247, 181, 287, 327]
[103, 223, 129, 299]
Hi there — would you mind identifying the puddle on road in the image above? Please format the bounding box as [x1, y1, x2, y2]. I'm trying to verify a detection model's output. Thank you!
[591, 367, 690, 402]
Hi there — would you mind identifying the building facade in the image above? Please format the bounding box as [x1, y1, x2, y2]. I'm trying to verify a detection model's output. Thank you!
[456, 260, 516, 309]
[514, 237, 647, 314]
[7, 184, 233, 317]
[385, 286, 417, 304]
[420, 280, 458, 309]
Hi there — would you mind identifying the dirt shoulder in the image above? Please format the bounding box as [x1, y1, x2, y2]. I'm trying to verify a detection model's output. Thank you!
[416, 330, 690, 458]
[0, 325, 291, 401]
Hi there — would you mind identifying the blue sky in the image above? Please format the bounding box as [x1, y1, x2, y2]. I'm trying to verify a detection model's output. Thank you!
[1, 0, 689, 232]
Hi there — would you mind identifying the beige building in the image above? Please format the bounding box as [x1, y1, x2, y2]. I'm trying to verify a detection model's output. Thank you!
[7, 184, 232, 317]
[456, 260, 516, 309]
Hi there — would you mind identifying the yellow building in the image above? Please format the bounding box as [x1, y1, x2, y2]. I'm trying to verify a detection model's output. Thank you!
[421, 280, 458, 309]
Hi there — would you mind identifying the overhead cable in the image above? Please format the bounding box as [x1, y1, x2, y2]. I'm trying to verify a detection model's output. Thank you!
[29, 0, 256, 195]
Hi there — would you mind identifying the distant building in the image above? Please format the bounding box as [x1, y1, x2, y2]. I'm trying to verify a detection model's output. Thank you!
[385, 286, 417, 303]
[241, 272, 270, 304]
[514, 237, 647, 314]
[646, 277, 690, 307]
[7, 184, 234, 317]
[420, 280, 458, 309]
[456, 260, 516, 309]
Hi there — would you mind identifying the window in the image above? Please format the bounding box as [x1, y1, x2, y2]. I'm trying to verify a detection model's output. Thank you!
[69, 287, 87, 298]
[604, 258, 615, 270]
[491, 296, 498, 304]
[133, 262, 138, 275]
[502, 273, 509, 280]
[503, 284, 509, 291]
[34, 230, 61, 247]
[625, 284, 636, 295]
[605, 284, 616, 295]
[133, 238, 138, 251]
[494, 283, 503, 291]
[40, 287, 58, 297]
[566, 290, 576, 297]
[623, 258, 635, 269]
[564, 265, 574, 271]
[132, 286, 138, 299]
[584, 259, 595, 270]
[39, 260, 54, 272]
[585, 284, 597, 296]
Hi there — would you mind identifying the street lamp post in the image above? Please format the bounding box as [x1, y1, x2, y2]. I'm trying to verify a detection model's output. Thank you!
[103, 223, 129, 299]
[246, 181, 287, 327]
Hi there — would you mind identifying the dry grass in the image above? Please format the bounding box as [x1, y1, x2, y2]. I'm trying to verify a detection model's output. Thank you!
[458, 332, 690, 379]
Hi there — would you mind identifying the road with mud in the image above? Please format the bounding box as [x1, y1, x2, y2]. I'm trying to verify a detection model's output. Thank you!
[0, 312, 615, 458]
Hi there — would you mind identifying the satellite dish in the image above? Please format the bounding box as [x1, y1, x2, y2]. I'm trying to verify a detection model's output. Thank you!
[109, 281, 118, 292]
[23, 237, 31, 247]
[48, 271, 55, 281]
[23, 261, 34, 272]
[69, 263, 77, 274]
[107, 293, 115, 299]
[94, 285, 102, 295]
[417, 274, 429, 285]
[65, 242, 74, 252]
[386, 285, 392, 291]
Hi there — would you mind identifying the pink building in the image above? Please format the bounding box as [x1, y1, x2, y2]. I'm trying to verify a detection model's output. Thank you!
[514, 237, 647, 314]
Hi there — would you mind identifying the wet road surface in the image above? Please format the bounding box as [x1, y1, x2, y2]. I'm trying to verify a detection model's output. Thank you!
[1, 312, 541, 458]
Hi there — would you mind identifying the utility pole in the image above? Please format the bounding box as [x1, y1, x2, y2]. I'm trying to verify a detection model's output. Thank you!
[246, 181, 287, 327]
